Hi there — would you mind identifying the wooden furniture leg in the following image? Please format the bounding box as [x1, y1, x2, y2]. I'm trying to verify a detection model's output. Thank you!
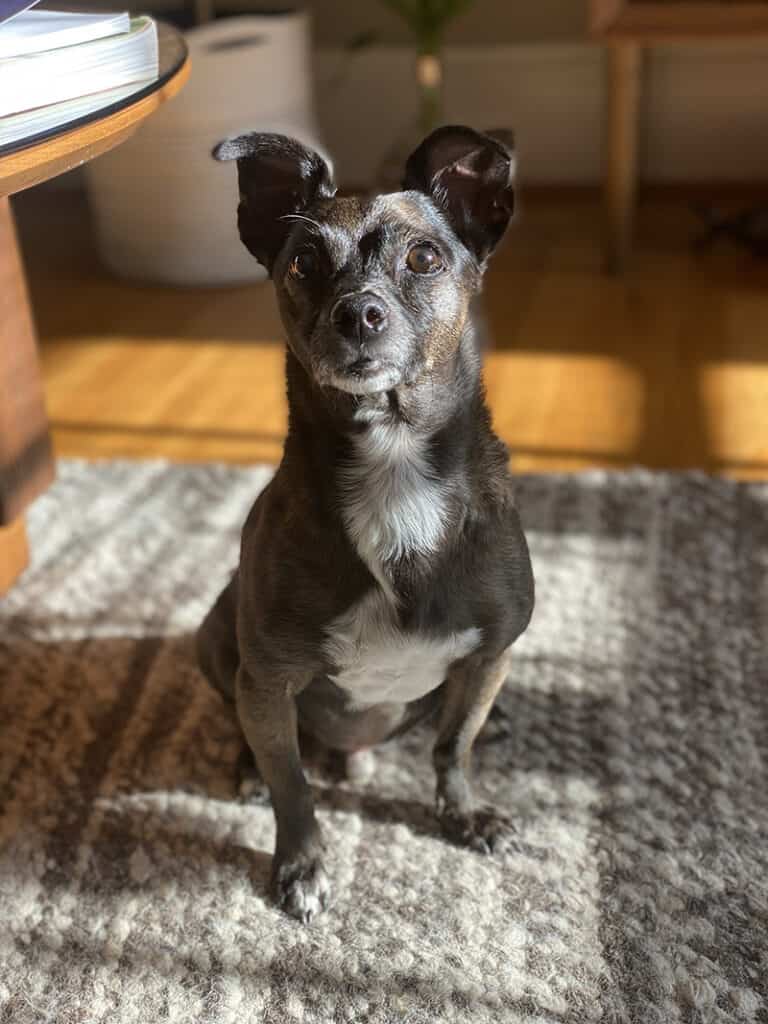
[0, 517, 29, 594]
[604, 42, 642, 273]
[0, 196, 54, 589]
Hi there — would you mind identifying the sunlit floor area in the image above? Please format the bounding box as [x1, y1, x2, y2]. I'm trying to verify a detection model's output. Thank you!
[14, 186, 768, 477]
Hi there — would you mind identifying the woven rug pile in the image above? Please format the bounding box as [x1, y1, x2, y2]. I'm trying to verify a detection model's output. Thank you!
[1, 460, 766, 1024]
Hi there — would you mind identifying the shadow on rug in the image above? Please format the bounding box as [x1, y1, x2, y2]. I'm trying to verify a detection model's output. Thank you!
[0, 460, 766, 1024]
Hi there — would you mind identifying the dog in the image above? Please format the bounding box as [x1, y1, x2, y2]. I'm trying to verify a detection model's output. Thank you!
[197, 126, 534, 922]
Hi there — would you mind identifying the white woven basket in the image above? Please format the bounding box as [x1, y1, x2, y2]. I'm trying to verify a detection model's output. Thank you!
[86, 11, 325, 286]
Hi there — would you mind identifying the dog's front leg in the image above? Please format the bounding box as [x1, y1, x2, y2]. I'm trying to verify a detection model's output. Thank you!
[433, 648, 517, 855]
[235, 666, 330, 922]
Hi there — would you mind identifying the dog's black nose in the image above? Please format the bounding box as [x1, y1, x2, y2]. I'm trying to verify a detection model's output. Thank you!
[331, 293, 389, 341]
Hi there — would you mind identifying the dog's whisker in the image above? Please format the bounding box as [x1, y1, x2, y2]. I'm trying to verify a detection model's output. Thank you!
[280, 213, 323, 232]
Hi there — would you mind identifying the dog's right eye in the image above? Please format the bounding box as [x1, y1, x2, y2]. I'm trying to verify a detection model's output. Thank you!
[288, 251, 317, 280]
[406, 242, 444, 275]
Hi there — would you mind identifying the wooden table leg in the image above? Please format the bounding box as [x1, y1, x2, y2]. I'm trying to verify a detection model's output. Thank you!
[0, 195, 55, 533]
[0, 517, 29, 594]
[603, 42, 642, 274]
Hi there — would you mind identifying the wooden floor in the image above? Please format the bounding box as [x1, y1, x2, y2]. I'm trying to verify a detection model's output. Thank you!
[13, 187, 768, 477]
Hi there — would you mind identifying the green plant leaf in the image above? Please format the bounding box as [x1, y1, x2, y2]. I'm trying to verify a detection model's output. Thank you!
[379, 0, 477, 48]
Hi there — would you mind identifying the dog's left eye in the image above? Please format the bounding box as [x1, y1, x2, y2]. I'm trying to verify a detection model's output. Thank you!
[406, 243, 444, 275]
[288, 251, 317, 280]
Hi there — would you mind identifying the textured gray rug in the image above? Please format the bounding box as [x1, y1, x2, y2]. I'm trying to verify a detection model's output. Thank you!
[1, 460, 767, 1024]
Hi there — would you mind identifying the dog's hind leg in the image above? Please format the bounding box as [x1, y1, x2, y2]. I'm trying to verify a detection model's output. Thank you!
[197, 574, 271, 801]
[196, 572, 240, 703]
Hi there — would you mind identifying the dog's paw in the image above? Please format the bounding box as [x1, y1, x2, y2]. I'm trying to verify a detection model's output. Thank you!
[344, 748, 376, 785]
[238, 772, 270, 805]
[236, 748, 270, 805]
[312, 747, 375, 786]
[437, 803, 519, 856]
[272, 853, 331, 923]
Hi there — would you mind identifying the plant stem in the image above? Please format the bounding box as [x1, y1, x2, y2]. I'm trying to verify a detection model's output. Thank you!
[416, 45, 443, 135]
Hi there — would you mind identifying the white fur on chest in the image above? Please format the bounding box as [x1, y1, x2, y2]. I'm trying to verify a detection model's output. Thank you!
[329, 415, 477, 704]
[339, 417, 450, 592]
[324, 588, 481, 706]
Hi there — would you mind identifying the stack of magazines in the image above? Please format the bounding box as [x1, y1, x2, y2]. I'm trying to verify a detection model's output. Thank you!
[0, 0, 159, 147]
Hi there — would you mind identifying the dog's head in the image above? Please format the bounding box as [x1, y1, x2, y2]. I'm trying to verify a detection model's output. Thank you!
[213, 126, 515, 397]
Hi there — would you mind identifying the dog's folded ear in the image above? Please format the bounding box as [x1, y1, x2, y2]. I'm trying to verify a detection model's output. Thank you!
[402, 125, 515, 263]
[213, 133, 335, 273]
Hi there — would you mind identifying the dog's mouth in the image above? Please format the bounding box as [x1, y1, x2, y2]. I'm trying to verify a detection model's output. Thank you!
[325, 357, 403, 396]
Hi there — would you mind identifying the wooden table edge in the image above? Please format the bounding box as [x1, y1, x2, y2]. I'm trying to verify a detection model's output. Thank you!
[589, 1, 768, 41]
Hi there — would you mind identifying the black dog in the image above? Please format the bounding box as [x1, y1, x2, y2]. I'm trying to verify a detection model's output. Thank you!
[197, 126, 534, 922]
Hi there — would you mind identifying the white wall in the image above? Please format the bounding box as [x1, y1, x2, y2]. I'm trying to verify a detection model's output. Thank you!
[314, 40, 768, 186]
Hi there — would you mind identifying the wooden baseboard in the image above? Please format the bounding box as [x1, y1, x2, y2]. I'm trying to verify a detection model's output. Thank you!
[0, 516, 29, 594]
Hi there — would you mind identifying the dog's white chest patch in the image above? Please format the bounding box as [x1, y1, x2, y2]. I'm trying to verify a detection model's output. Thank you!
[324, 589, 481, 705]
[339, 418, 450, 590]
